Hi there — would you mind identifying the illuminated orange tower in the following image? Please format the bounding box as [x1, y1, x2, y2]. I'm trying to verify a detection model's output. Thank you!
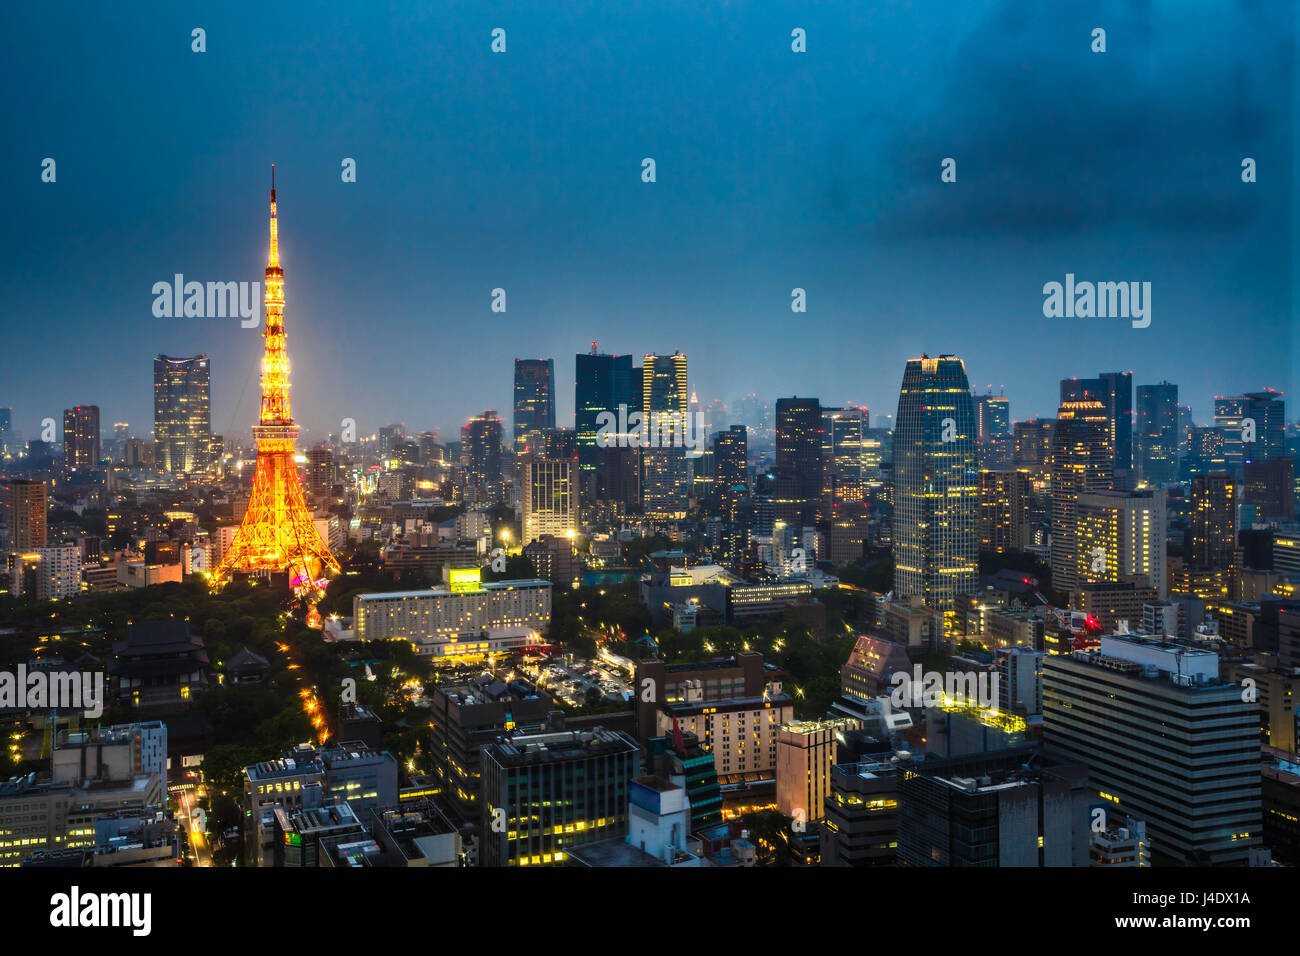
[214, 168, 340, 594]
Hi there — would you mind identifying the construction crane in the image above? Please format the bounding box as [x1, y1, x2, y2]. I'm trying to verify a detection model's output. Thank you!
[1018, 577, 1103, 650]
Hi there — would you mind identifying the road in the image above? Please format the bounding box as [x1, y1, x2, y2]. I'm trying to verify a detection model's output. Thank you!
[176, 788, 213, 867]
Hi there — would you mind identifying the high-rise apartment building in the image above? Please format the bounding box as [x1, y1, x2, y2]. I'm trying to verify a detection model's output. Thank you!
[1185, 472, 1238, 573]
[305, 446, 334, 499]
[154, 354, 211, 473]
[5, 479, 47, 551]
[892, 355, 978, 612]
[62, 405, 100, 472]
[977, 469, 1031, 554]
[462, 410, 504, 493]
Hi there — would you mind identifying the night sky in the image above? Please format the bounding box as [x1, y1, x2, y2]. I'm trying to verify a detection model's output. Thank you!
[2, 0, 1294, 446]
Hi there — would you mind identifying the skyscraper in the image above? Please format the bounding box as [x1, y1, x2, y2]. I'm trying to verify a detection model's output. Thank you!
[892, 355, 978, 613]
[513, 359, 556, 455]
[977, 469, 1030, 554]
[463, 411, 504, 494]
[213, 171, 340, 595]
[154, 354, 211, 473]
[1135, 382, 1178, 486]
[522, 456, 576, 544]
[1013, 418, 1055, 485]
[1216, 390, 1285, 466]
[641, 351, 689, 520]
[973, 392, 1011, 469]
[1186, 472, 1238, 572]
[1075, 488, 1167, 599]
[714, 425, 748, 519]
[1050, 399, 1113, 592]
[575, 347, 635, 501]
[822, 406, 866, 504]
[5, 479, 47, 551]
[62, 405, 100, 472]
[1061, 372, 1132, 472]
[305, 446, 335, 499]
[774, 397, 823, 525]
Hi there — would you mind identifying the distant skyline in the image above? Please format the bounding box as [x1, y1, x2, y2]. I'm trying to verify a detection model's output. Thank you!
[3, 0, 1294, 445]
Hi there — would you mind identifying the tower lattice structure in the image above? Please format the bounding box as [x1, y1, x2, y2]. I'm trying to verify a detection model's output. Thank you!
[214, 169, 341, 594]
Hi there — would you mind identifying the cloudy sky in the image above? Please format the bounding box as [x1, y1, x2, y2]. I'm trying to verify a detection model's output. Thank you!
[2, 0, 1294, 445]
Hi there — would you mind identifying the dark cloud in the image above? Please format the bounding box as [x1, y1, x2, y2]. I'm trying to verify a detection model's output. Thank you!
[825, 0, 1291, 239]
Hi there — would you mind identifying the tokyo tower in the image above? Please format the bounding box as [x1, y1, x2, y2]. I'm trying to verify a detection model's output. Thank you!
[213, 168, 340, 594]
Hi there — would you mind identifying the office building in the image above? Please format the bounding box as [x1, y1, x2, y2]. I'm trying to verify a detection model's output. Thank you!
[1062, 372, 1132, 471]
[974, 392, 1012, 468]
[1090, 815, 1151, 867]
[1050, 399, 1113, 591]
[897, 748, 1090, 866]
[1217, 390, 1285, 466]
[892, 355, 979, 613]
[480, 727, 640, 867]
[428, 675, 558, 820]
[1075, 488, 1167, 599]
[1135, 382, 1179, 485]
[641, 351, 690, 520]
[575, 347, 635, 500]
[513, 358, 556, 454]
[1042, 634, 1261, 865]
[713, 425, 747, 518]
[776, 717, 862, 824]
[772, 397, 823, 525]
[647, 731, 722, 833]
[822, 406, 865, 504]
[1244, 456, 1295, 521]
[153, 354, 211, 473]
[819, 756, 901, 867]
[1013, 418, 1055, 486]
[522, 456, 576, 544]
[273, 802, 365, 868]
